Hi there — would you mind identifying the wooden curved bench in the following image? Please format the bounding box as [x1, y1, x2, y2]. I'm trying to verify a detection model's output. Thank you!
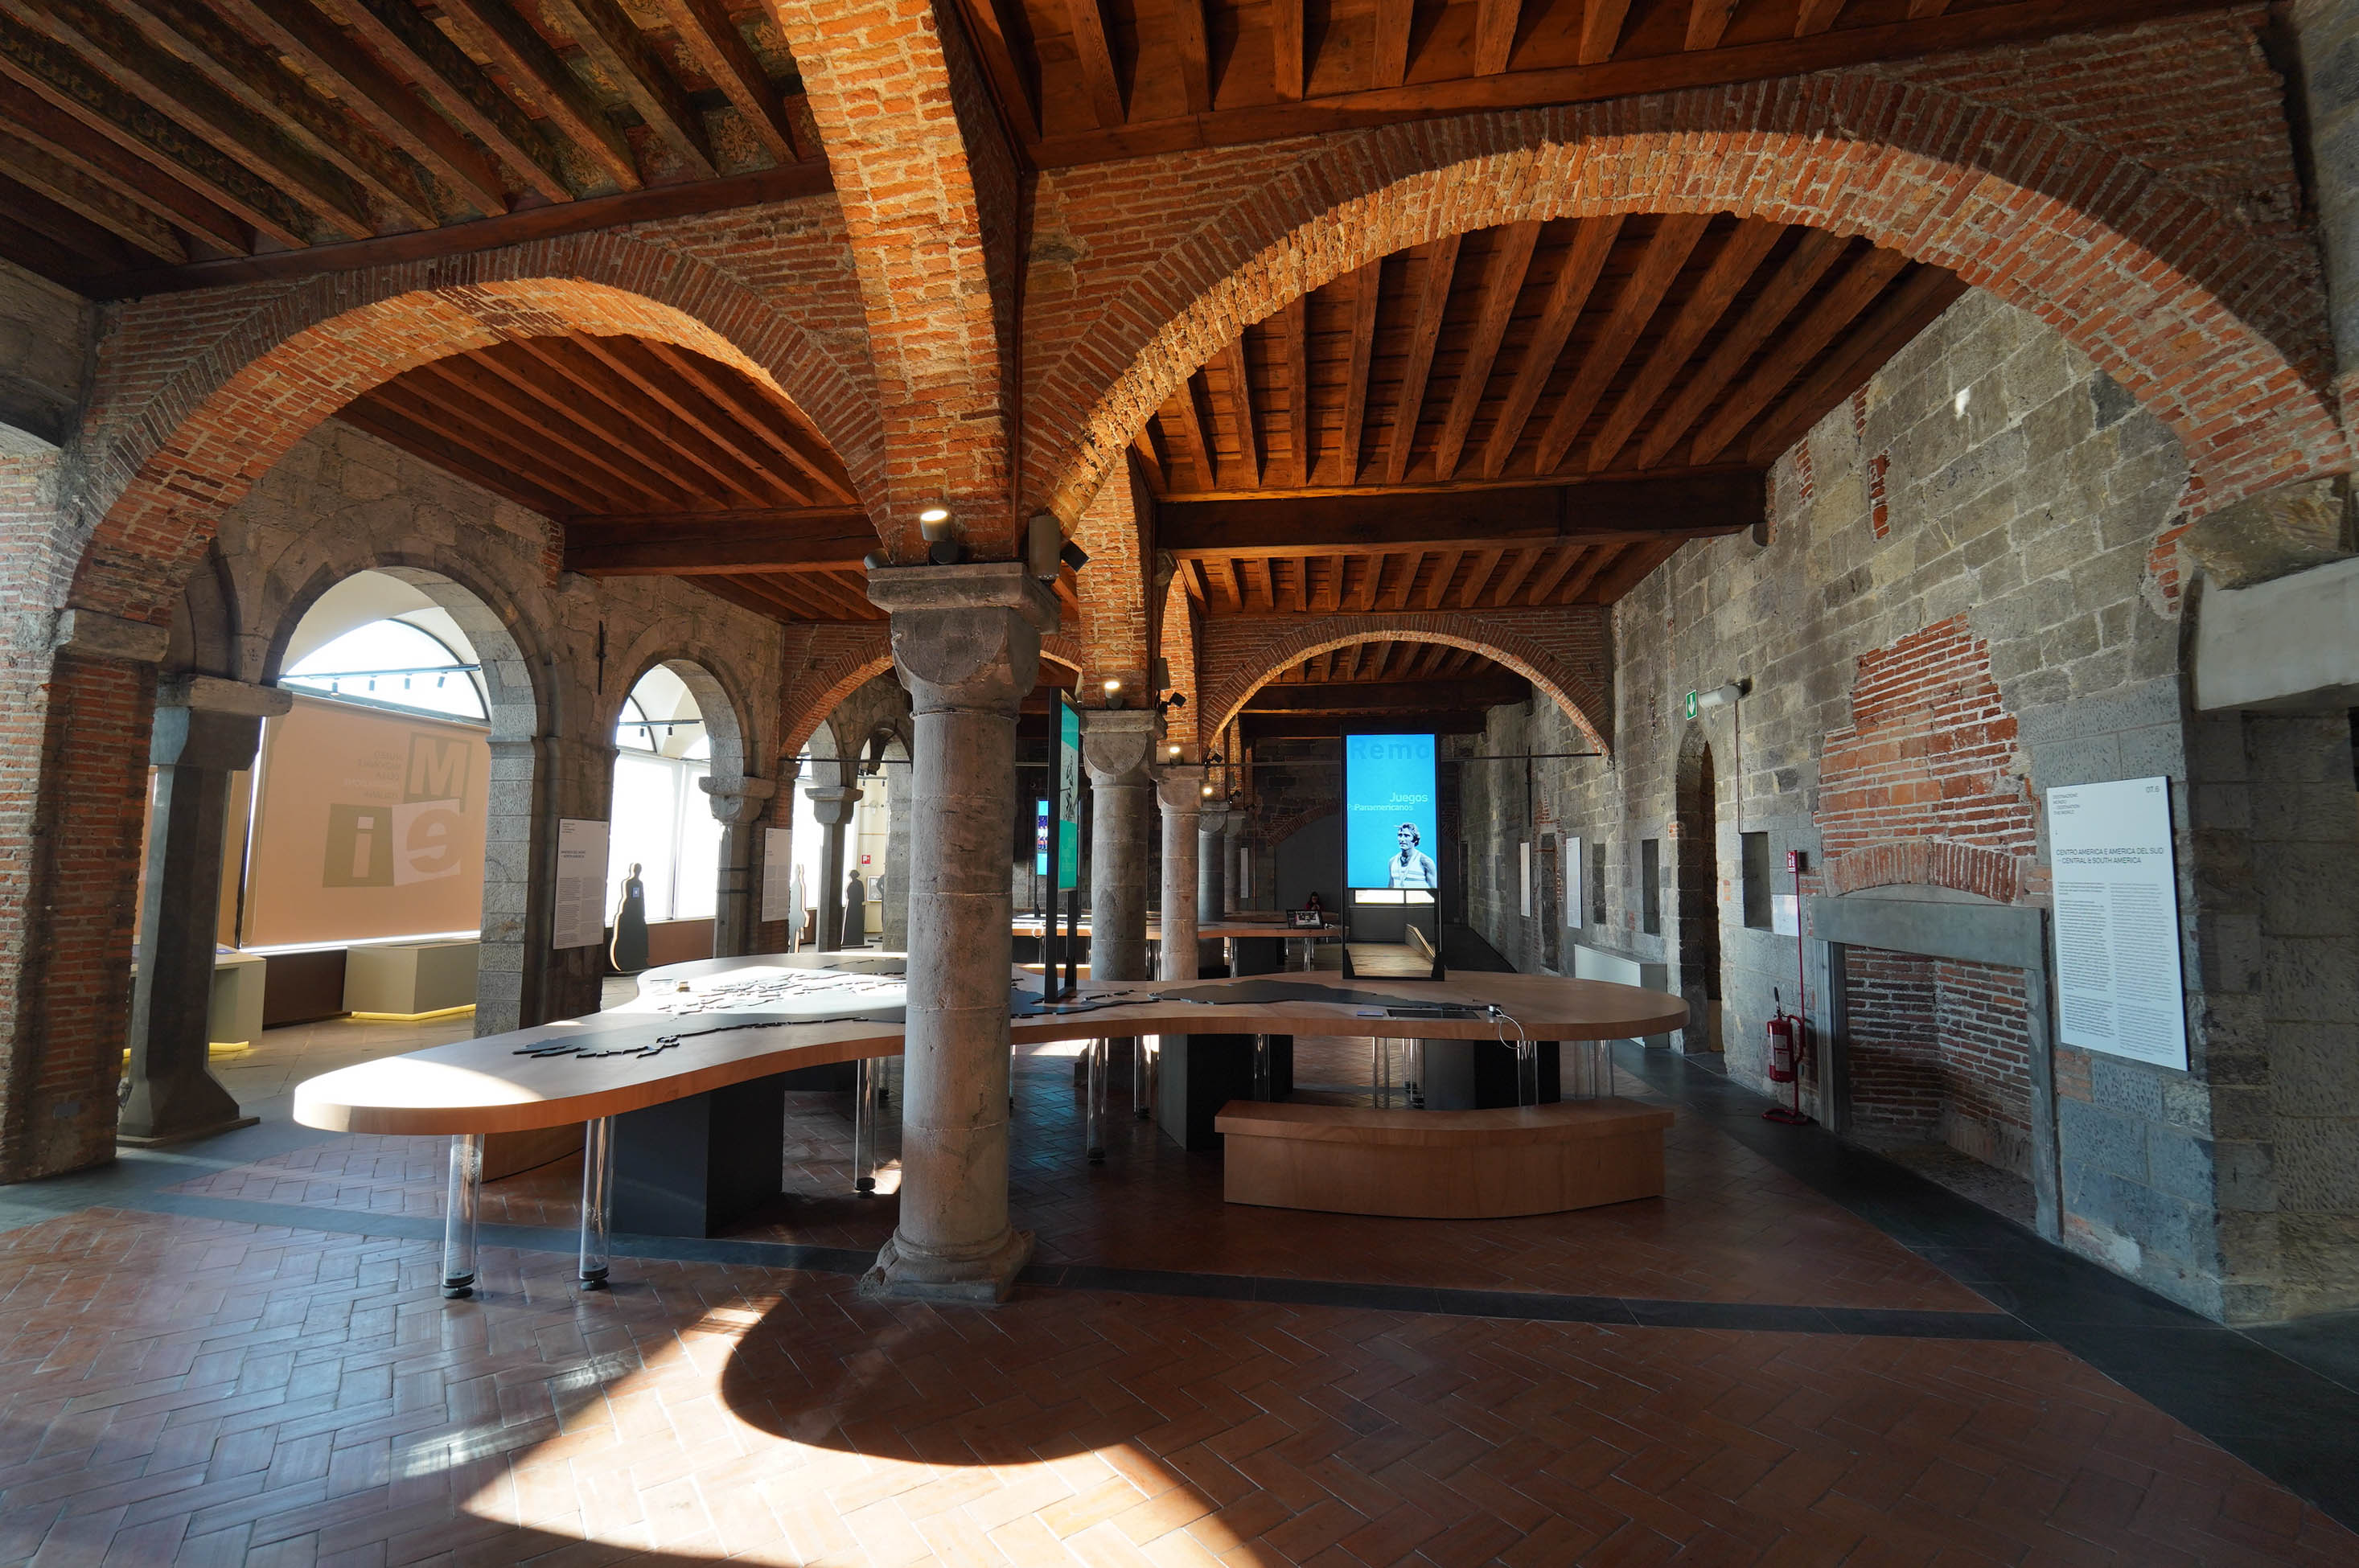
[1213, 1098, 1675, 1219]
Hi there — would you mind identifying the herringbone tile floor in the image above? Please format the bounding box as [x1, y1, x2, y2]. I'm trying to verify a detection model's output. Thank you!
[2, 1206, 2353, 1566]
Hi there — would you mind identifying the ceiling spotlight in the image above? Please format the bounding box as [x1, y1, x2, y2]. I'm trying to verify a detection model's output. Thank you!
[917, 503, 952, 532]
[1168, 743, 1182, 758]
[1201, 783, 1214, 797]
[1103, 678, 1124, 710]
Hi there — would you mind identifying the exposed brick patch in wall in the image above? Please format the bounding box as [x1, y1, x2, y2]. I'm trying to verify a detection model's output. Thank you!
[770, 0, 1010, 555]
[1795, 441, 1815, 505]
[1868, 451, 1891, 539]
[777, 624, 892, 764]
[1818, 617, 2039, 905]
[2145, 520, 2194, 612]
[79, 256, 880, 628]
[1025, 18, 2342, 527]
[1843, 948, 2033, 1177]
[1199, 610, 1613, 756]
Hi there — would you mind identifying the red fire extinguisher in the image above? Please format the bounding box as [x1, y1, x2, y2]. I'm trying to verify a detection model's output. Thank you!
[1765, 1008, 1798, 1083]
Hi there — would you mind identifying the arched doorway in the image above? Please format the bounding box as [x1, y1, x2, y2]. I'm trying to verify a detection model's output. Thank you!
[606, 663, 727, 975]
[1675, 734, 1723, 1053]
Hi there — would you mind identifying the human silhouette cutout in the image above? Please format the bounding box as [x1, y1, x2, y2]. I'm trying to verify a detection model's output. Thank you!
[610, 862, 649, 973]
[841, 868, 866, 948]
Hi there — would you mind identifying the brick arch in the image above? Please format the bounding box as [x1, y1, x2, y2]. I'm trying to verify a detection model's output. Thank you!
[1030, 79, 2342, 527]
[1200, 615, 1608, 756]
[74, 251, 880, 629]
[1826, 841, 2023, 905]
[779, 626, 894, 763]
[766, 0, 1014, 556]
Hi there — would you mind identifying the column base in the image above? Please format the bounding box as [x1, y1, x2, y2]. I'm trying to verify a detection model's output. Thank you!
[115, 1114, 259, 1149]
[859, 1227, 1034, 1304]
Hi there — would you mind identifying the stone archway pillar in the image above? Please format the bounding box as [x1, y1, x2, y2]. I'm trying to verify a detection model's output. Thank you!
[1197, 802, 1231, 971]
[861, 560, 1054, 1303]
[118, 677, 291, 1147]
[701, 774, 776, 958]
[1081, 709, 1159, 983]
[805, 783, 861, 951]
[882, 761, 913, 949]
[1157, 768, 1205, 983]
[1224, 812, 1250, 910]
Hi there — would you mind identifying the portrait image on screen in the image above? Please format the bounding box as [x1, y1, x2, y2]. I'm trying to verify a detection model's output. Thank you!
[1345, 733, 1440, 890]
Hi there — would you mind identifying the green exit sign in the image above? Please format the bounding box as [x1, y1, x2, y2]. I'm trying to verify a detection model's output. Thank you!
[1683, 689, 1698, 720]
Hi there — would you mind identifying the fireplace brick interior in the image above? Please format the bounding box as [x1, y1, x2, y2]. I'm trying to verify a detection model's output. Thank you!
[1844, 947, 2032, 1177]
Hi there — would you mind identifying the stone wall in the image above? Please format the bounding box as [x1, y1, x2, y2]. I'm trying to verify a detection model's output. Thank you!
[1452, 289, 2359, 1322]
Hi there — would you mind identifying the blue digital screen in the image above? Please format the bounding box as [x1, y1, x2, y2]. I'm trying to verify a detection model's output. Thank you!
[1034, 799, 1050, 878]
[1344, 733, 1438, 890]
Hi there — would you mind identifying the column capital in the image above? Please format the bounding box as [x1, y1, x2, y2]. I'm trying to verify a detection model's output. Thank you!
[1155, 764, 1206, 814]
[804, 782, 863, 826]
[869, 560, 1056, 716]
[701, 773, 776, 825]
[53, 607, 169, 665]
[1197, 802, 1233, 835]
[1080, 707, 1159, 786]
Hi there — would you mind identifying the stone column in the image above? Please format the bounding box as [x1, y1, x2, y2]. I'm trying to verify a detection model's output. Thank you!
[1197, 802, 1231, 971]
[861, 560, 1054, 1302]
[118, 676, 291, 1146]
[1081, 708, 1159, 984]
[1157, 767, 1204, 982]
[1224, 812, 1250, 910]
[883, 759, 913, 949]
[701, 774, 776, 958]
[806, 783, 861, 951]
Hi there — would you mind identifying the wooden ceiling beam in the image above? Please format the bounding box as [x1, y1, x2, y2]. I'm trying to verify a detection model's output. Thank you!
[0, 84, 247, 253]
[1371, 0, 1413, 86]
[1909, 0, 1955, 14]
[564, 513, 874, 575]
[1280, 297, 1311, 486]
[1064, 0, 1127, 126]
[1588, 218, 1784, 470]
[1421, 549, 1464, 610]
[1162, 472, 1760, 555]
[338, 399, 580, 515]
[364, 380, 615, 512]
[109, 0, 442, 228]
[1480, 215, 1621, 478]
[1557, 540, 1622, 601]
[1473, 0, 1522, 73]
[0, 188, 134, 276]
[1520, 543, 1586, 605]
[218, 0, 508, 215]
[1211, 337, 1260, 487]
[1432, 220, 1539, 481]
[954, 0, 1039, 141]
[1796, 0, 1850, 35]
[0, 131, 183, 260]
[412, 357, 687, 511]
[1244, 676, 1531, 712]
[1690, 244, 1912, 462]
[1745, 265, 1969, 462]
[1584, 536, 1683, 601]
[1242, 712, 1491, 739]
[1579, 0, 1634, 63]
[1388, 551, 1425, 611]
[569, 334, 806, 506]
[788, 570, 879, 619]
[1023, 0, 2216, 168]
[12, 0, 374, 240]
[1532, 213, 1712, 474]
[336, 0, 573, 203]
[1633, 227, 1848, 468]
[1164, 371, 1219, 489]
[1686, 0, 1734, 50]
[475, 339, 721, 506]
[637, 338, 857, 503]
[1271, 0, 1305, 101]
[691, 573, 803, 622]
[1486, 545, 1544, 606]
[642, 0, 798, 163]
[1130, 425, 1167, 495]
[542, 0, 713, 176]
[434, 0, 638, 189]
[1169, 0, 1213, 113]
[1456, 546, 1506, 608]
[1382, 233, 1461, 484]
[0, 10, 319, 246]
[503, 337, 742, 508]
[1350, 555, 1385, 612]
[1334, 260, 1383, 486]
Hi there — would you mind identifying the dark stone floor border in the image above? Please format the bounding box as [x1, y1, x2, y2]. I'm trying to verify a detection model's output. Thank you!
[1617, 1041, 2359, 1531]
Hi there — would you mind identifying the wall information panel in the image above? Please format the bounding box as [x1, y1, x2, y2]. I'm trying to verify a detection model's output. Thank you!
[2049, 777, 2188, 1071]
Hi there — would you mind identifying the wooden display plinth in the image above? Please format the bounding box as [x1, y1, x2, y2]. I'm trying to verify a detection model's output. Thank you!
[1214, 1098, 1675, 1219]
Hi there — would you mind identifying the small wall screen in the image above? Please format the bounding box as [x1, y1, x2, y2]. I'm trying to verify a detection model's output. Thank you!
[1344, 733, 1439, 891]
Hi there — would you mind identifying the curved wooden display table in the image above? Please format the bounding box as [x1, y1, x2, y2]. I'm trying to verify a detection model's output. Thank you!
[1215, 1099, 1676, 1219]
[290, 954, 1686, 1296]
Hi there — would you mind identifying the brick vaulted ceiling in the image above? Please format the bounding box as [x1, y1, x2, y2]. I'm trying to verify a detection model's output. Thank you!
[0, 0, 821, 293]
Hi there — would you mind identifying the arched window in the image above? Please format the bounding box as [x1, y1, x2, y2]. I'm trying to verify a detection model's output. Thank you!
[283, 618, 487, 721]
[608, 669, 721, 923]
